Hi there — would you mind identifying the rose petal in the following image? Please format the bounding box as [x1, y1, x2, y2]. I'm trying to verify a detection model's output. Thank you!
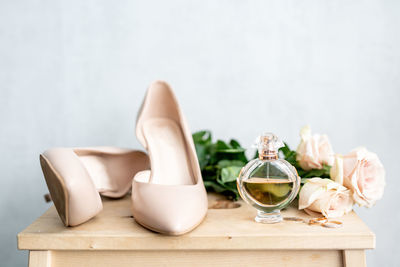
[330, 155, 344, 185]
[299, 178, 353, 218]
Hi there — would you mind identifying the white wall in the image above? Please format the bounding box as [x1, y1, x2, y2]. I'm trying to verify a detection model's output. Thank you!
[1, 0, 399, 265]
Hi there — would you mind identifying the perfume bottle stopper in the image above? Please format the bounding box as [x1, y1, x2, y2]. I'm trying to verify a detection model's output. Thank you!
[257, 133, 284, 160]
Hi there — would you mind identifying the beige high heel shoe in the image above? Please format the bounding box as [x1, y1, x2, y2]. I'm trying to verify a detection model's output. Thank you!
[132, 81, 208, 235]
[40, 147, 149, 226]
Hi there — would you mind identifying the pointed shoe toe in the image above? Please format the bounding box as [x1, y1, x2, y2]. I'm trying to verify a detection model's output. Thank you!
[132, 175, 208, 235]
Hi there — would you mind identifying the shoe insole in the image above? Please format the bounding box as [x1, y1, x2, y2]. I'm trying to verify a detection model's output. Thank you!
[75, 149, 145, 197]
[142, 118, 194, 185]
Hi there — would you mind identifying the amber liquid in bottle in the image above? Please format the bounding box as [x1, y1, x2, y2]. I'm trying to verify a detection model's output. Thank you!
[243, 177, 294, 206]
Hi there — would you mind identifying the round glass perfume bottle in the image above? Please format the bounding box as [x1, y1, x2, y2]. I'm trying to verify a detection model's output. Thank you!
[237, 133, 300, 223]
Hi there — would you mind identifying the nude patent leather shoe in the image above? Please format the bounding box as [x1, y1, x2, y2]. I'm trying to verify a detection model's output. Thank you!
[40, 147, 149, 226]
[132, 81, 208, 235]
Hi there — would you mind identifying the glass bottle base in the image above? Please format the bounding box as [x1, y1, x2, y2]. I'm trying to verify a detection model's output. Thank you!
[255, 210, 282, 224]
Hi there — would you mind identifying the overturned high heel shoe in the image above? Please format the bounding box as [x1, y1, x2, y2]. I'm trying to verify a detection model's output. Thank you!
[132, 81, 208, 235]
[40, 147, 149, 226]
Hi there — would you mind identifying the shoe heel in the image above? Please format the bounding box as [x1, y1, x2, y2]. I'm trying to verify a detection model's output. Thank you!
[40, 154, 69, 226]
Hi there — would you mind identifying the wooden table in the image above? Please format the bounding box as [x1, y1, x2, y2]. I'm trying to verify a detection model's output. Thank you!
[18, 194, 375, 267]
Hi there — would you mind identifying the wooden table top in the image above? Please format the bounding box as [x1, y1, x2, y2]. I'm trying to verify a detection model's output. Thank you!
[18, 194, 375, 251]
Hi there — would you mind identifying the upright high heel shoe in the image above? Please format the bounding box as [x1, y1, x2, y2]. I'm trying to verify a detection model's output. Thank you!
[40, 147, 149, 226]
[132, 81, 208, 235]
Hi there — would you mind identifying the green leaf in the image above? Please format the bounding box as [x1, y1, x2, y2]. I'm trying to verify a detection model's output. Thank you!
[217, 159, 246, 168]
[192, 130, 247, 200]
[229, 139, 242, 149]
[214, 140, 245, 153]
[217, 148, 246, 153]
[192, 130, 212, 145]
[219, 166, 242, 183]
[194, 143, 208, 170]
[297, 164, 332, 179]
[279, 143, 297, 166]
[279, 142, 292, 157]
[215, 140, 230, 150]
[204, 180, 227, 193]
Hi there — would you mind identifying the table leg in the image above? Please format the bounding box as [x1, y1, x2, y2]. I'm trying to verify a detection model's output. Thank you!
[343, 250, 366, 267]
[29, 251, 52, 267]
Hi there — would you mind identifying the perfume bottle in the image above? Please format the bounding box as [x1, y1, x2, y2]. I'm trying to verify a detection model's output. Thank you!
[237, 133, 300, 223]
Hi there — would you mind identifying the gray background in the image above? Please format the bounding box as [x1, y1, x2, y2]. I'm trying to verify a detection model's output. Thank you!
[1, 0, 399, 266]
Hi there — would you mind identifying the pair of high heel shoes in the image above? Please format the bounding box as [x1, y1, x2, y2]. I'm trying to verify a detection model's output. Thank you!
[40, 81, 208, 235]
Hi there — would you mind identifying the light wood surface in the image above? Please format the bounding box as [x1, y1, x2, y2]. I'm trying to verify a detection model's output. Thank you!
[18, 193, 374, 266]
[29, 251, 51, 267]
[49, 250, 342, 267]
[18, 194, 375, 251]
[343, 250, 367, 267]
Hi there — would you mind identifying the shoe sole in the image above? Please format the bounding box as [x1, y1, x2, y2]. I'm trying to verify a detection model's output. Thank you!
[40, 154, 69, 226]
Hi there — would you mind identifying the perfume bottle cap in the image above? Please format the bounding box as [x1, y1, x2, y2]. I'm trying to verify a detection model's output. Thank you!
[255, 133, 284, 160]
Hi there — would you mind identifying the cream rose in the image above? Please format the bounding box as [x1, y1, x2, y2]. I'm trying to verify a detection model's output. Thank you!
[296, 126, 334, 171]
[330, 147, 385, 208]
[299, 178, 353, 218]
